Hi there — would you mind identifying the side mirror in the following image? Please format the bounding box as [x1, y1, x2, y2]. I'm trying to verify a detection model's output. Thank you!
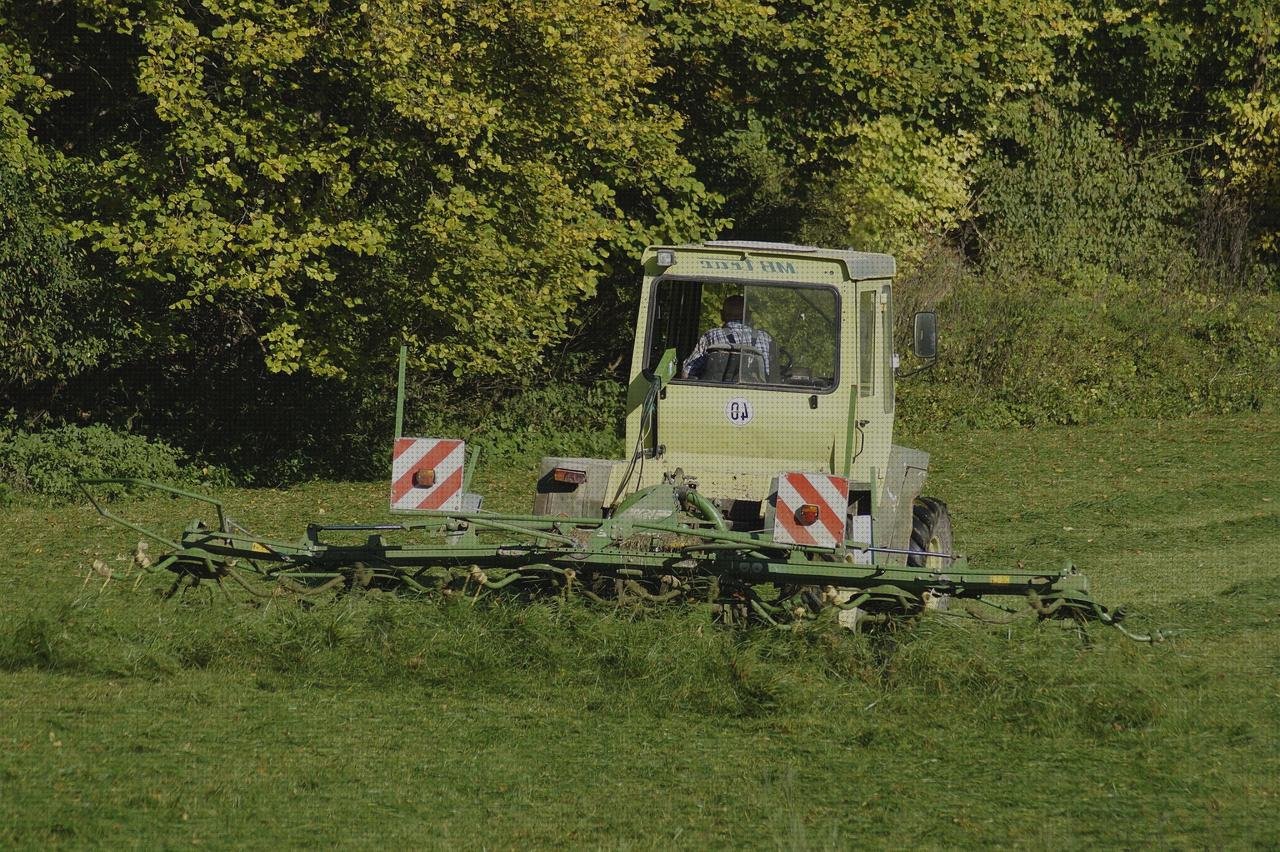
[912, 311, 938, 360]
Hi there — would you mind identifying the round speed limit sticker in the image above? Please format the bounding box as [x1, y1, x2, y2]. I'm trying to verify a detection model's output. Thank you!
[724, 397, 754, 427]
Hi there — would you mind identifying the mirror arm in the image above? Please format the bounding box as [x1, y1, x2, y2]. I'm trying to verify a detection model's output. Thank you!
[896, 355, 938, 379]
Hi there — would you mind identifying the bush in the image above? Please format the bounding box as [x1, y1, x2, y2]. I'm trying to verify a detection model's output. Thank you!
[894, 110, 1280, 429]
[973, 107, 1198, 283]
[0, 424, 233, 502]
[899, 263, 1280, 429]
[0, 162, 116, 394]
[404, 375, 626, 468]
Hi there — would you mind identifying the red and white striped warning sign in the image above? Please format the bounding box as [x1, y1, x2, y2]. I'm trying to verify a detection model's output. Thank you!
[390, 437, 465, 512]
[772, 472, 849, 548]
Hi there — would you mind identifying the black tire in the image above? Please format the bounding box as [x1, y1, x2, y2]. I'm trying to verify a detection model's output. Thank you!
[908, 497, 954, 569]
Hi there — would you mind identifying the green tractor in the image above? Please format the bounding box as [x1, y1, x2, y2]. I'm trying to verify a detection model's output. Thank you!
[534, 241, 949, 577]
[83, 242, 1157, 637]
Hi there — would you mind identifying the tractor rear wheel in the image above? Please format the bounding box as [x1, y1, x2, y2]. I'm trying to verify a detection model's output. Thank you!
[908, 497, 953, 570]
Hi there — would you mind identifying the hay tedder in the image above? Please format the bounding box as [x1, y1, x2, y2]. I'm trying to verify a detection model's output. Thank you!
[85, 242, 1159, 639]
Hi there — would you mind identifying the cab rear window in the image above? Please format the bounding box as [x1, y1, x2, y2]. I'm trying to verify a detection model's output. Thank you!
[648, 279, 838, 391]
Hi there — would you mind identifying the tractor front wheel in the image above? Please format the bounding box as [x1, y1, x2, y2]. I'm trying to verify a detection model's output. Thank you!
[907, 497, 953, 570]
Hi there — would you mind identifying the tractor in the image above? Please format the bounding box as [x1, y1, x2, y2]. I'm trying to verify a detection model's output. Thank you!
[83, 241, 1158, 638]
[534, 240, 948, 575]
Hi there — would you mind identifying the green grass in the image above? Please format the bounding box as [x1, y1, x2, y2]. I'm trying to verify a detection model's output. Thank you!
[2, 412, 1279, 847]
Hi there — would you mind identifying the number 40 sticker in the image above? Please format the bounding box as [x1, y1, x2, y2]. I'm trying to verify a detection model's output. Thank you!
[725, 397, 754, 426]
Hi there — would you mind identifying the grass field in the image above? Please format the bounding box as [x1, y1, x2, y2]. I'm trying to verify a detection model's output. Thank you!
[2, 412, 1278, 848]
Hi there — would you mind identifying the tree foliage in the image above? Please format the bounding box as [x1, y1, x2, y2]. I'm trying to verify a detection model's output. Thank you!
[644, 0, 1081, 257]
[0, 0, 1276, 465]
[0, 36, 114, 393]
[0, 163, 112, 394]
[1059, 0, 1280, 267]
[973, 106, 1197, 281]
[31, 0, 718, 380]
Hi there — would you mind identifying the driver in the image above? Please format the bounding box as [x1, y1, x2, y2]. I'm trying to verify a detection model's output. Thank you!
[680, 294, 774, 380]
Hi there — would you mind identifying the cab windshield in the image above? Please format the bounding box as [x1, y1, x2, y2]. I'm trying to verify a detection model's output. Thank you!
[647, 279, 838, 391]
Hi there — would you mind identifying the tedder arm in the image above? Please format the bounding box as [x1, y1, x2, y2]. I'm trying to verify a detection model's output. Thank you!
[81, 478, 1164, 641]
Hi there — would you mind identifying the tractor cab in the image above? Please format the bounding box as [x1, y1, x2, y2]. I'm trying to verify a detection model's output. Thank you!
[620, 242, 901, 508]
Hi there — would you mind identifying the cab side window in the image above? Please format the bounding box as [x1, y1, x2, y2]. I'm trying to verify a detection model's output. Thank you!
[858, 290, 876, 397]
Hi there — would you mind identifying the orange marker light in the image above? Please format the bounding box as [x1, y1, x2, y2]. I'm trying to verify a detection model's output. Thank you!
[795, 504, 820, 526]
[412, 468, 437, 488]
[552, 467, 587, 485]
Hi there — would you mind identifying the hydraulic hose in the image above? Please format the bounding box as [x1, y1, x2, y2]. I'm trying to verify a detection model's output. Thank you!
[681, 487, 728, 532]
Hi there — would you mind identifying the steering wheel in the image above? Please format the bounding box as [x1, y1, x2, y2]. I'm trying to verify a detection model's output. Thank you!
[776, 344, 794, 377]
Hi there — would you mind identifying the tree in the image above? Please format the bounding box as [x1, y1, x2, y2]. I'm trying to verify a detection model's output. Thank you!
[27, 0, 718, 381]
[0, 36, 112, 398]
[643, 0, 1082, 259]
[1058, 0, 1280, 277]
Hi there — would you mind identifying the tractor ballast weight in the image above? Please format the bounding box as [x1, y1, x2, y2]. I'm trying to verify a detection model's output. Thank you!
[83, 242, 1161, 639]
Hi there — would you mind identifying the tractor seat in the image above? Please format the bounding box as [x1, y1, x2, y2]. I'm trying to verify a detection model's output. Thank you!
[701, 343, 769, 384]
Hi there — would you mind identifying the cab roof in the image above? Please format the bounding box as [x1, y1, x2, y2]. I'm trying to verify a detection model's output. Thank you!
[653, 240, 896, 281]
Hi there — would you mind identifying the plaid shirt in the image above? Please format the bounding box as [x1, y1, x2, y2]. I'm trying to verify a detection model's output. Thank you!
[682, 321, 774, 379]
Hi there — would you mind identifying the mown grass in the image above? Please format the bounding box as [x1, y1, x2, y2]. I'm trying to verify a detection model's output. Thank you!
[1, 411, 1278, 847]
